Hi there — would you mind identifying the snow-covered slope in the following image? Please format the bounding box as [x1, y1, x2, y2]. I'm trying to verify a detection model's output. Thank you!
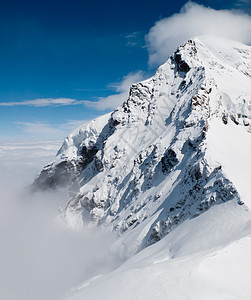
[67, 201, 251, 300]
[33, 36, 251, 256]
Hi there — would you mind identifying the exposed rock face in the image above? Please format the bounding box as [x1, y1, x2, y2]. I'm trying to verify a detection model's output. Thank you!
[33, 36, 251, 254]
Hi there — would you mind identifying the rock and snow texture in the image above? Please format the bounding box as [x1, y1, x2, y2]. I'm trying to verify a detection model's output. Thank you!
[33, 36, 251, 256]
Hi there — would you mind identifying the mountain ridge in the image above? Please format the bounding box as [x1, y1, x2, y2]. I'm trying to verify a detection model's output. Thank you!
[33, 35, 251, 255]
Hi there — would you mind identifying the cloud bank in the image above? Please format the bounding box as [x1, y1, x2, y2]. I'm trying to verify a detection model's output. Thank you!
[0, 142, 122, 300]
[146, 1, 251, 65]
[84, 71, 145, 110]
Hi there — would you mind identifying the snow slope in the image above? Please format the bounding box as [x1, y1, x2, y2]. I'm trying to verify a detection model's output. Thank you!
[33, 36, 251, 257]
[67, 202, 251, 300]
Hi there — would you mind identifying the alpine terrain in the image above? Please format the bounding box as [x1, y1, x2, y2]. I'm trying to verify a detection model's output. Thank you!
[33, 36, 251, 299]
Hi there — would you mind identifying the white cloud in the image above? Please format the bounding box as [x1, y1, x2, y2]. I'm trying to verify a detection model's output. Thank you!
[15, 120, 87, 140]
[15, 122, 63, 137]
[0, 98, 85, 107]
[0, 73, 145, 111]
[85, 92, 129, 111]
[84, 71, 145, 110]
[235, 0, 251, 6]
[60, 120, 90, 132]
[146, 1, 251, 66]
[124, 31, 141, 47]
[0, 143, 121, 300]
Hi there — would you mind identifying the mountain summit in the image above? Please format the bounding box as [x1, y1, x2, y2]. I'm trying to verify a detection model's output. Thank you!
[33, 36, 251, 255]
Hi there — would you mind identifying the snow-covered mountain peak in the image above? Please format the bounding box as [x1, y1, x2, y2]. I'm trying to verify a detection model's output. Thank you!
[195, 35, 251, 77]
[33, 36, 251, 255]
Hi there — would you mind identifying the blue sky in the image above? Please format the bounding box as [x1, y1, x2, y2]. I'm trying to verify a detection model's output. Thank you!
[0, 0, 251, 141]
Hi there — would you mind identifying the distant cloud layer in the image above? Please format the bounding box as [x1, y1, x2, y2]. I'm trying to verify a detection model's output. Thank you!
[0, 98, 85, 107]
[146, 1, 251, 65]
[84, 71, 145, 110]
